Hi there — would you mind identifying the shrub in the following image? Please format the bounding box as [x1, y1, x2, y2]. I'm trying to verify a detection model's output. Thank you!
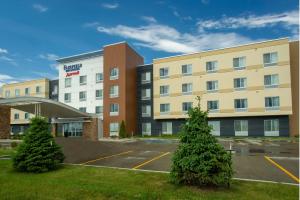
[13, 117, 65, 173]
[119, 120, 127, 138]
[170, 97, 233, 187]
[10, 142, 18, 148]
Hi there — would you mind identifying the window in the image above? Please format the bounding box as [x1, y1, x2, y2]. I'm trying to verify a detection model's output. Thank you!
[159, 67, 169, 79]
[162, 122, 172, 135]
[206, 61, 218, 72]
[36, 86, 41, 94]
[109, 123, 119, 136]
[182, 102, 192, 112]
[110, 103, 119, 116]
[14, 113, 19, 120]
[24, 113, 29, 120]
[142, 105, 151, 117]
[263, 52, 278, 67]
[160, 85, 169, 96]
[265, 96, 280, 110]
[233, 57, 246, 70]
[142, 88, 151, 100]
[96, 89, 103, 99]
[234, 120, 248, 136]
[207, 100, 219, 112]
[80, 75, 87, 85]
[95, 106, 103, 114]
[79, 91, 87, 101]
[182, 83, 193, 94]
[5, 90, 10, 98]
[182, 64, 192, 75]
[208, 121, 220, 136]
[52, 85, 58, 95]
[141, 72, 151, 83]
[110, 68, 119, 80]
[206, 81, 218, 92]
[15, 89, 20, 97]
[264, 119, 279, 136]
[25, 88, 30, 96]
[160, 103, 170, 114]
[234, 78, 247, 90]
[234, 99, 248, 111]
[110, 85, 119, 98]
[65, 78, 71, 88]
[96, 73, 103, 83]
[142, 123, 151, 136]
[64, 93, 71, 103]
[264, 74, 279, 88]
[79, 107, 86, 112]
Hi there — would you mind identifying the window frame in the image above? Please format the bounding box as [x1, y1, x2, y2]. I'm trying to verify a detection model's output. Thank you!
[160, 103, 170, 114]
[79, 91, 87, 102]
[264, 119, 279, 136]
[265, 96, 280, 110]
[182, 102, 193, 113]
[234, 98, 248, 111]
[142, 123, 151, 136]
[206, 61, 218, 73]
[234, 120, 248, 136]
[110, 103, 119, 116]
[109, 122, 119, 136]
[206, 80, 218, 92]
[159, 67, 169, 79]
[96, 73, 103, 83]
[264, 74, 279, 88]
[207, 100, 219, 112]
[160, 85, 169, 96]
[64, 93, 71, 103]
[263, 52, 278, 67]
[65, 78, 72, 88]
[141, 88, 151, 100]
[181, 64, 192, 76]
[110, 67, 119, 80]
[234, 77, 247, 90]
[109, 85, 119, 98]
[233, 56, 246, 70]
[162, 122, 172, 135]
[182, 83, 193, 95]
[142, 105, 151, 117]
[79, 75, 87, 85]
[141, 72, 151, 84]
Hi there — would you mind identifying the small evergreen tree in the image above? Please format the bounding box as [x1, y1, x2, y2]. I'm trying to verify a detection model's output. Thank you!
[170, 97, 233, 187]
[119, 120, 127, 138]
[13, 117, 65, 173]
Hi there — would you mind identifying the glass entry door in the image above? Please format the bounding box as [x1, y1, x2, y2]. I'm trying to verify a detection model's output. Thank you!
[63, 122, 83, 137]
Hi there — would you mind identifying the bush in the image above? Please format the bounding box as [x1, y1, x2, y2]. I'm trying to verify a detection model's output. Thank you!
[10, 142, 18, 148]
[170, 97, 233, 187]
[119, 120, 127, 138]
[13, 117, 65, 173]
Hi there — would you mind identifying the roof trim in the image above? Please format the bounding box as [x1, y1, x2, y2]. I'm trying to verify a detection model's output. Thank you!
[153, 37, 289, 63]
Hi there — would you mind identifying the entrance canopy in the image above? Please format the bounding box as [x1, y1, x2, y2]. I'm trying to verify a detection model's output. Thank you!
[0, 97, 95, 118]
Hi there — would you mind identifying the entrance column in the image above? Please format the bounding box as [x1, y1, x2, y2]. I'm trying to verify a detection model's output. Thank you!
[0, 106, 11, 139]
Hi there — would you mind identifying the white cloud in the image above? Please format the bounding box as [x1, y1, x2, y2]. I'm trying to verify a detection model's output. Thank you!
[141, 16, 157, 23]
[33, 4, 48, 12]
[172, 9, 192, 21]
[39, 53, 59, 61]
[0, 55, 17, 66]
[101, 3, 119, 9]
[197, 10, 299, 32]
[0, 73, 29, 88]
[50, 63, 59, 71]
[0, 48, 8, 54]
[96, 23, 256, 54]
[83, 22, 100, 28]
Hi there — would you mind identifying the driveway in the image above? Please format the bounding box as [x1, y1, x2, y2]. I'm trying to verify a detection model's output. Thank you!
[55, 137, 299, 184]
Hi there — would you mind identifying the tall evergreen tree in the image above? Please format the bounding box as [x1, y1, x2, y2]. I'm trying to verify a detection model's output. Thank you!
[13, 117, 65, 173]
[170, 97, 233, 187]
[119, 120, 127, 138]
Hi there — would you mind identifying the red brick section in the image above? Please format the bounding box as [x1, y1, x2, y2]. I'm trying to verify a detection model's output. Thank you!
[0, 106, 11, 139]
[83, 118, 99, 140]
[103, 43, 144, 137]
[289, 41, 299, 136]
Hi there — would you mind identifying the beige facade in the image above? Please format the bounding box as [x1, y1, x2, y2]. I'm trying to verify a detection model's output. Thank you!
[1, 79, 49, 127]
[153, 38, 292, 119]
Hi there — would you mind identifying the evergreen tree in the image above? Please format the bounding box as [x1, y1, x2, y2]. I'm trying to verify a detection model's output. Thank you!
[170, 97, 233, 187]
[13, 117, 65, 173]
[119, 120, 127, 138]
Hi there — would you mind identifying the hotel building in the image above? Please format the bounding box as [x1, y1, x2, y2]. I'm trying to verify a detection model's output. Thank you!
[0, 78, 57, 134]
[0, 38, 298, 139]
[137, 38, 299, 137]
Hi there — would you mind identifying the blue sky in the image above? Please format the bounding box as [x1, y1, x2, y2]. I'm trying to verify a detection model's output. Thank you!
[0, 0, 298, 85]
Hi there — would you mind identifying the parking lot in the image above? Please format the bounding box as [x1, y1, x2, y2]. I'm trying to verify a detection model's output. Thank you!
[55, 137, 299, 184]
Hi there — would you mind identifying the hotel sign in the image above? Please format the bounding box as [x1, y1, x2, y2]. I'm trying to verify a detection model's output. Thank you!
[64, 64, 82, 77]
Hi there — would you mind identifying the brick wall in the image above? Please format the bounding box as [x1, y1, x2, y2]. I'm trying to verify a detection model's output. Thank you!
[83, 118, 98, 140]
[0, 106, 11, 139]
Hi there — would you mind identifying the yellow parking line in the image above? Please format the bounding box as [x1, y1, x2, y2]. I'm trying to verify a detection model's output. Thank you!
[132, 152, 170, 169]
[81, 150, 133, 165]
[264, 156, 300, 183]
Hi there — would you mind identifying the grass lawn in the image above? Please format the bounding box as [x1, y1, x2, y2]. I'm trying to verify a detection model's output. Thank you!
[0, 160, 298, 200]
[0, 148, 16, 157]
